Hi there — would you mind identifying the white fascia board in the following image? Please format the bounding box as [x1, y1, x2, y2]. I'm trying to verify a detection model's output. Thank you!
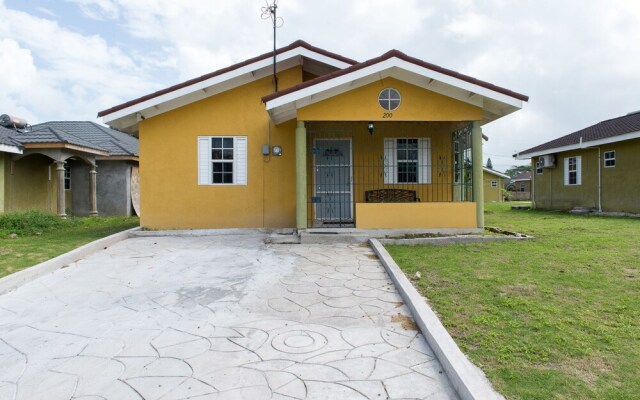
[102, 47, 352, 125]
[266, 56, 524, 112]
[483, 168, 510, 179]
[0, 144, 22, 154]
[516, 130, 640, 159]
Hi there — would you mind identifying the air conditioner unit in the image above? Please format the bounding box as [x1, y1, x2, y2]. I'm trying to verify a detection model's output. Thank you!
[539, 155, 556, 168]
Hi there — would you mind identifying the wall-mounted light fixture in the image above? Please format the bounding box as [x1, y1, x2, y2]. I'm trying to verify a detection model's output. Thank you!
[272, 145, 283, 156]
[368, 122, 374, 135]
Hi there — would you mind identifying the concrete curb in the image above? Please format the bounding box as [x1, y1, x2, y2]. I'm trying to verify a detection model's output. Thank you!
[0, 227, 140, 295]
[369, 238, 504, 400]
[130, 228, 266, 237]
[379, 235, 532, 246]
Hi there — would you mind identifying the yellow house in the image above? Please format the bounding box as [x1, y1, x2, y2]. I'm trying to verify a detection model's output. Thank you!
[99, 41, 527, 231]
[483, 167, 510, 202]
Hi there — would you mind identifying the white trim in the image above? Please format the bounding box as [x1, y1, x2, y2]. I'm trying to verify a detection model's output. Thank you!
[197, 135, 248, 186]
[0, 144, 22, 154]
[564, 155, 581, 186]
[482, 167, 510, 179]
[603, 150, 616, 168]
[265, 56, 524, 124]
[102, 47, 353, 128]
[516, 130, 640, 159]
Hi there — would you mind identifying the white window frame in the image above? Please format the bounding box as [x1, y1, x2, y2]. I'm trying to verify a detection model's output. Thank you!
[604, 150, 615, 168]
[519, 182, 525, 192]
[197, 136, 247, 186]
[564, 156, 582, 186]
[491, 180, 498, 187]
[535, 160, 543, 174]
[64, 165, 71, 190]
[383, 137, 431, 184]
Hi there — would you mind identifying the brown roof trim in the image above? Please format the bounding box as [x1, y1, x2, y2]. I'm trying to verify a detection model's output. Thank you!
[97, 40, 358, 118]
[262, 49, 529, 104]
[22, 142, 110, 156]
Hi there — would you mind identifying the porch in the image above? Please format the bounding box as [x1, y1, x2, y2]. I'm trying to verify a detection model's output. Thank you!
[295, 120, 485, 230]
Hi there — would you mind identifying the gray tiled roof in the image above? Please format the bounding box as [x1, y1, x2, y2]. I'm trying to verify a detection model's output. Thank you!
[518, 111, 640, 156]
[0, 125, 23, 149]
[32, 121, 138, 156]
[19, 126, 108, 153]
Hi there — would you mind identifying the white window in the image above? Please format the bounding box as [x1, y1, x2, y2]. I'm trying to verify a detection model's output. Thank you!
[604, 150, 615, 168]
[383, 138, 431, 184]
[198, 136, 247, 185]
[64, 165, 71, 190]
[536, 160, 543, 174]
[491, 180, 498, 187]
[519, 182, 525, 192]
[564, 156, 581, 186]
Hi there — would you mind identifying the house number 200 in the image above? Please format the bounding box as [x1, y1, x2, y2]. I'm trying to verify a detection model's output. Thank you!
[382, 113, 393, 118]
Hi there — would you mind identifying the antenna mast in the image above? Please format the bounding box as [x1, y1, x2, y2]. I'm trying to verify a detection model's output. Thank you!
[261, 0, 283, 92]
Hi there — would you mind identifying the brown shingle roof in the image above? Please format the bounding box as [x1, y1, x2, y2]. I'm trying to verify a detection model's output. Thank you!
[97, 40, 358, 118]
[517, 111, 640, 156]
[262, 49, 529, 104]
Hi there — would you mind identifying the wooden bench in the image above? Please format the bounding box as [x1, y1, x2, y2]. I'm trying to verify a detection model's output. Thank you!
[365, 189, 420, 203]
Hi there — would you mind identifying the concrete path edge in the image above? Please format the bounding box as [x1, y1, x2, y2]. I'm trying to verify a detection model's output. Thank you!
[0, 227, 140, 295]
[369, 238, 505, 400]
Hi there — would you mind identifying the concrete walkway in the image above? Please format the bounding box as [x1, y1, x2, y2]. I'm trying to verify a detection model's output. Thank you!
[0, 231, 457, 399]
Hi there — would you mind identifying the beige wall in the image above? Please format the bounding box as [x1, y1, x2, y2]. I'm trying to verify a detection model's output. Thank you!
[0, 153, 5, 212]
[483, 172, 504, 202]
[7, 154, 57, 213]
[533, 138, 640, 213]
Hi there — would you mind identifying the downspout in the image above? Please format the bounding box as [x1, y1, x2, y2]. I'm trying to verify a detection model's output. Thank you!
[531, 159, 535, 208]
[596, 147, 602, 212]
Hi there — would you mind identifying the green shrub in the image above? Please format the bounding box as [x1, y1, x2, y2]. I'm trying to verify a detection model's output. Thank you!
[0, 210, 77, 237]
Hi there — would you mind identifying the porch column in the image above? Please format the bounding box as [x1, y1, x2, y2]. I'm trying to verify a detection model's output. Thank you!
[55, 161, 67, 218]
[472, 121, 484, 228]
[89, 164, 98, 216]
[295, 120, 307, 229]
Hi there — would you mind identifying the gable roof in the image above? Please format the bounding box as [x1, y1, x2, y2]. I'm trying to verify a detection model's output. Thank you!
[263, 49, 528, 125]
[516, 111, 640, 158]
[17, 126, 109, 155]
[483, 167, 510, 179]
[98, 40, 357, 133]
[512, 171, 532, 181]
[0, 126, 23, 153]
[33, 121, 138, 157]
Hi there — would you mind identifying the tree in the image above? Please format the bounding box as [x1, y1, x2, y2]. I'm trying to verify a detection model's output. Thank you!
[486, 157, 493, 169]
[505, 164, 531, 178]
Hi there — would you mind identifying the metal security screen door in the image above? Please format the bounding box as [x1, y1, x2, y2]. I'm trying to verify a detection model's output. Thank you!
[313, 138, 353, 225]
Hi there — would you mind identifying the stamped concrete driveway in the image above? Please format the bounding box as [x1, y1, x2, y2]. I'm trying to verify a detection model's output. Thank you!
[0, 231, 457, 400]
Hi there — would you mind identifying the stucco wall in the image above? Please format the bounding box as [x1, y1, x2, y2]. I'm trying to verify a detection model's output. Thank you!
[97, 161, 133, 216]
[71, 160, 133, 216]
[138, 66, 302, 229]
[7, 154, 56, 213]
[533, 138, 640, 213]
[483, 172, 503, 202]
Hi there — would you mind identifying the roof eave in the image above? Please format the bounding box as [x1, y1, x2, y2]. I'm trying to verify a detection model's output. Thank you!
[0, 143, 23, 154]
[515, 130, 640, 159]
[99, 44, 356, 132]
[265, 57, 525, 125]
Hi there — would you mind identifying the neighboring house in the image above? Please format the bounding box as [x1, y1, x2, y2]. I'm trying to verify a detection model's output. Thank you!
[483, 167, 510, 202]
[1, 120, 139, 217]
[99, 40, 527, 231]
[511, 171, 532, 200]
[515, 111, 640, 213]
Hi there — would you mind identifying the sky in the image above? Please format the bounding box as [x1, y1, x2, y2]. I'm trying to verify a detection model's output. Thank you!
[1, 0, 639, 171]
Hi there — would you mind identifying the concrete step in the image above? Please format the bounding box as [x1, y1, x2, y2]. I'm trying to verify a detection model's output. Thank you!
[299, 231, 369, 244]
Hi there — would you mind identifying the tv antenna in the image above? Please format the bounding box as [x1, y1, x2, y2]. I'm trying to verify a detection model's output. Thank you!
[261, 0, 284, 92]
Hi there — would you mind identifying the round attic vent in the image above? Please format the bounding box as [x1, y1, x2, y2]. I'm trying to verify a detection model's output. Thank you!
[378, 88, 401, 111]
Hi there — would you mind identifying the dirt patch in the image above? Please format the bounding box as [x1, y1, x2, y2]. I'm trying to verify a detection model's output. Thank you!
[366, 254, 378, 259]
[391, 313, 418, 331]
[499, 284, 538, 296]
[623, 268, 637, 279]
[539, 356, 613, 386]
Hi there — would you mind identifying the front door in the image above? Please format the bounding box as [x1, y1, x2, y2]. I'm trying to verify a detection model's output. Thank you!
[313, 138, 353, 225]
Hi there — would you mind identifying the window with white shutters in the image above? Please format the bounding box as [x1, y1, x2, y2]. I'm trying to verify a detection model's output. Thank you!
[197, 136, 247, 185]
[383, 138, 431, 184]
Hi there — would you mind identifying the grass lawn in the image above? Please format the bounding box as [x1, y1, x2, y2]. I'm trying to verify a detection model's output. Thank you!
[386, 202, 640, 400]
[0, 212, 139, 279]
